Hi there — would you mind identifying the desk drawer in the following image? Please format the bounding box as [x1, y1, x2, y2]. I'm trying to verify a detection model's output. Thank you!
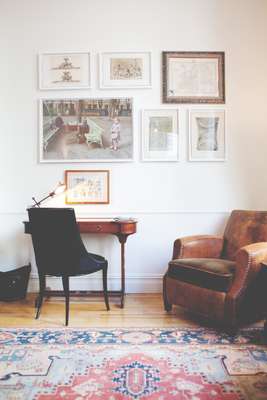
[78, 222, 119, 234]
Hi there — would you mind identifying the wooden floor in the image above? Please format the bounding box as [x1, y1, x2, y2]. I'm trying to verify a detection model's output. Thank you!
[0, 293, 264, 329]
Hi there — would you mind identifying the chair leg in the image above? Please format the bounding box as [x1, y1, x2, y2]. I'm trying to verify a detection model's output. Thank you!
[62, 276, 70, 326]
[102, 266, 110, 311]
[224, 322, 239, 336]
[35, 274, 46, 319]
[163, 274, 172, 312]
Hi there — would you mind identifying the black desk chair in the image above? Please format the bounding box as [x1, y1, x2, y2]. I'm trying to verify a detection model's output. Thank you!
[27, 207, 109, 325]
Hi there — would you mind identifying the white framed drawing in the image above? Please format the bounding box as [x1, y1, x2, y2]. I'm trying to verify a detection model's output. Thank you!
[39, 97, 133, 162]
[39, 52, 91, 90]
[141, 109, 179, 161]
[189, 109, 226, 161]
[99, 52, 152, 89]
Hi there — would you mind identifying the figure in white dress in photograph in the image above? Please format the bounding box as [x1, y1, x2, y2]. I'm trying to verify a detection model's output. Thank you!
[110, 117, 121, 151]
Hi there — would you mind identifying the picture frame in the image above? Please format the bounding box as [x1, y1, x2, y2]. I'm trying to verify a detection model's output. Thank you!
[141, 109, 179, 161]
[39, 97, 133, 162]
[99, 52, 152, 89]
[39, 52, 91, 90]
[65, 170, 110, 204]
[162, 51, 225, 104]
[189, 109, 226, 161]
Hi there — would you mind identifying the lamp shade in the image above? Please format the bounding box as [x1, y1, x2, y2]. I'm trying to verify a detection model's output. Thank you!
[53, 182, 66, 195]
[31, 181, 66, 208]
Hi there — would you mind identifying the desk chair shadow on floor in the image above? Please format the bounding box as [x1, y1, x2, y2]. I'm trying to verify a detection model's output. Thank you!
[27, 207, 109, 326]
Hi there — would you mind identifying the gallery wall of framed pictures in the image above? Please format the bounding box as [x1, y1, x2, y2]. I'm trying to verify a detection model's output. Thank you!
[37, 50, 226, 203]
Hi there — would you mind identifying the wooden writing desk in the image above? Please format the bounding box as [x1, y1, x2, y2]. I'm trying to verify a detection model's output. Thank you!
[24, 218, 137, 308]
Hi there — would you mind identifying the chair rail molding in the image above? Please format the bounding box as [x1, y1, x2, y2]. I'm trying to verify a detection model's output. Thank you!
[0, 210, 230, 216]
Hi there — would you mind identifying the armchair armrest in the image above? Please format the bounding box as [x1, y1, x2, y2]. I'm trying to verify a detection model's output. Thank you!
[225, 242, 267, 325]
[172, 235, 224, 259]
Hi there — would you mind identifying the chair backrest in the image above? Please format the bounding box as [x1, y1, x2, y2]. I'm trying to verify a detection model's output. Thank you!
[222, 210, 267, 260]
[27, 207, 86, 275]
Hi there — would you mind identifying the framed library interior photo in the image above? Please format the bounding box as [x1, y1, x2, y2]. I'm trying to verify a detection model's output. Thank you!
[162, 51, 225, 104]
[39, 97, 133, 162]
[141, 109, 179, 161]
[189, 109, 226, 162]
[39, 52, 91, 90]
[65, 170, 110, 204]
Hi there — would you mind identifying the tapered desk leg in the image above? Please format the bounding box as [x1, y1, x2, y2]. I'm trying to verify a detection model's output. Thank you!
[117, 234, 128, 308]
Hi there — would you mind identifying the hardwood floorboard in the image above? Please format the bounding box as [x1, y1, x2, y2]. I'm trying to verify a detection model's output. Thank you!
[0, 293, 264, 329]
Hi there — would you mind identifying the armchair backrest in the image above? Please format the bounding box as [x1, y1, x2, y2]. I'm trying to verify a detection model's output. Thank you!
[27, 207, 86, 275]
[222, 210, 267, 260]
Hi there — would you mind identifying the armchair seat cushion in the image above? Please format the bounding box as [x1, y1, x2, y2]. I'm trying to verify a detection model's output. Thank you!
[168, 258, 236, 292]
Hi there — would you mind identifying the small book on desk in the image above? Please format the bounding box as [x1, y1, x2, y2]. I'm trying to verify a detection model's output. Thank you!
[113, 217, 136, 222]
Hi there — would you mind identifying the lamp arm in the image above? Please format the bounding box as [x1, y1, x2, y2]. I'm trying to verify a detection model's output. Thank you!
[31, 192, 55, 208]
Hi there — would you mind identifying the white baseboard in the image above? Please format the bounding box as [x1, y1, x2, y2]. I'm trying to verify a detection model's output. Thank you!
[28, 273, 163, 293]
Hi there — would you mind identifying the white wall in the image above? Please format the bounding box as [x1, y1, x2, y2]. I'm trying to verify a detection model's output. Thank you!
[1, 0, 267, 292]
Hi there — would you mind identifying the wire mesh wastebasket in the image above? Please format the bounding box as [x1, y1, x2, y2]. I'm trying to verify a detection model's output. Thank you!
[0, 264, 31, 301]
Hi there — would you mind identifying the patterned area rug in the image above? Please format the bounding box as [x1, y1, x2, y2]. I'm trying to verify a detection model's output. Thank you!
[0, 327, 267, 399]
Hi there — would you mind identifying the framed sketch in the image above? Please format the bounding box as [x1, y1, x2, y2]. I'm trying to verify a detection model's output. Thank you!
[141, 109, 179, 161]
[100, 52, 152, 88]
[189, 109, 226, 161]
[65, 170, 109, 204]
[39, 97, 133, 162]
[162, 52, 225, 104]
[39, 52, 91, 90]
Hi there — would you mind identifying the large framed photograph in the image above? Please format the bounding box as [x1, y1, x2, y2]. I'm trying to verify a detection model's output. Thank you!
[65, 170, 109, 204]
[39, 52, 91, 90]
[100, 52, 152, 88]
[163, 52, 225, 104]
[189, 109, 226, 161]
[39, 98, 133, 162]
[141, 109, 179, 161]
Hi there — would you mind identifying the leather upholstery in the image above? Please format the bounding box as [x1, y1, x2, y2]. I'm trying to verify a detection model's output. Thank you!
[163, 210, 267, 328]
[164, 276, 226, 321]
[172, 235, 224, 259]
[168, 258, 235, 292]
[222, 210, 267, 261]
[225, 242, 267, 325]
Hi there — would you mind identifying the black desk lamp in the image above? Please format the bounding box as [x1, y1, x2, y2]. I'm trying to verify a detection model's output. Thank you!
[31, 182, 66, 208]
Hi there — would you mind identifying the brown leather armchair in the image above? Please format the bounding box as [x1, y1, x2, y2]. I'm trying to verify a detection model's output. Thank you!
[163, 210, 267, 328]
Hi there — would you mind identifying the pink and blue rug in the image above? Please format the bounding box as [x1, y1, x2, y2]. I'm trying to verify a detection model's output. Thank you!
[0, 327, 266, 399]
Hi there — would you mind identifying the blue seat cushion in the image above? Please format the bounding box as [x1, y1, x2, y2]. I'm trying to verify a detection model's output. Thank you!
[46, 253, 107, 277]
